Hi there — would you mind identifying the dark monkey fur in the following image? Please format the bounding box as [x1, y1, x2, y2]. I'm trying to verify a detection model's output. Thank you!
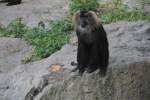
[72, 11, 109, 77]
[0, 0, 21, 6]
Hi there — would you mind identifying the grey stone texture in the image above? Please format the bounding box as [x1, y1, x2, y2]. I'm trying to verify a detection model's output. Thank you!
[0, 21, 149, 100]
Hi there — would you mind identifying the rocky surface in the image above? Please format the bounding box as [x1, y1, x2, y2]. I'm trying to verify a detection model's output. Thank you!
[0, 0, 69, 26]
[0, 21, 150, 100]
[39, 21, 150, 100]
[123, 0, 144, 9]
[100, 0, 150, 12]
[0, 37, 31, 73]
[123, 0, 150, 11]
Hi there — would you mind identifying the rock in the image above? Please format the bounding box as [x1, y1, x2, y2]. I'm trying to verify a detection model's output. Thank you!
[123, 0, 144, 9]
[0, 0, 69, 27]
[122, 0, 150, 12]
[0, 37, 32, 73]
[99, 0, 150, 12]
[39, 21, 150, 100]
[0, 21, 150, 100]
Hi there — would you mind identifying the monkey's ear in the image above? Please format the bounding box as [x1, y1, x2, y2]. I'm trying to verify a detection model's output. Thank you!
[88, 11, 100, 22]
[74, 10, 80, 15]
[73, 11, 80, 23]
[87, 11, 96, 16]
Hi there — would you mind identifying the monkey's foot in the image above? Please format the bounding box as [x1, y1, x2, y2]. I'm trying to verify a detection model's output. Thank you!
[78, 69, 85, 76]
[71, 68, 84, 76]
[86, 66, 98, 73]
[71, 67, 79, 72]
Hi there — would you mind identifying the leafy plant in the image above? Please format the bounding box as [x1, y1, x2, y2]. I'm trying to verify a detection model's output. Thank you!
[4, 18, 27, 37]
[69, 0, 98, 14]
[0, 18, 73, 62]
[24, 18, 73, 61]
[113, 0, 122, 8]
[0, 0, 150, 63]
[99, 6, 150, 24]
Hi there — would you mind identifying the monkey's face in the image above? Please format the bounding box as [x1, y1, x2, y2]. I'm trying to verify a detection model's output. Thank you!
[79, 11, 89, 28]
[75, 11, 90, 29]
[74, 11, 99, 32]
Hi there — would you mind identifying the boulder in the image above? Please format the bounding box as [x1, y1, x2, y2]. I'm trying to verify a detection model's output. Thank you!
[39, 21, 150, 100]
[0, 21, 149, 100]
[0, 37, 31, 73]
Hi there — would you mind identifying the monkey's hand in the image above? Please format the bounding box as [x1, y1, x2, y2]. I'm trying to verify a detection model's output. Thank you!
[70, 61, 77, 66]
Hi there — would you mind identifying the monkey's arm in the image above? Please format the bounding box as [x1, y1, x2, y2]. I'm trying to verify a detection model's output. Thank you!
[77, 42, 89, 65]
[98, 25, 109, 66]
[100, 42, 109, 76]
[97, 25, 109, 76]
[77, 40, 90, 74]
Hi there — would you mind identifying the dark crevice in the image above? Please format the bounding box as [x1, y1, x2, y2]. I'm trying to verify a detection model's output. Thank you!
[25, 79, 48, 100]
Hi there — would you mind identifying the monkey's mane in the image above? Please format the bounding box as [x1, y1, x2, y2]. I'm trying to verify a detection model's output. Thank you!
[73, 11, 101, 31]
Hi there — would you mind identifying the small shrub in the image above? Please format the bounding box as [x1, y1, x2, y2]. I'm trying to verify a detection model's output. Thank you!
[23, 18, 73, 61]
[0, 0, 150, 63]
[0, 18, 73, 62]
[69, 0, 98, 14]
[99, 6, 150, 24]
[5, 18, 27, 37]
[113, 0, 122, 8]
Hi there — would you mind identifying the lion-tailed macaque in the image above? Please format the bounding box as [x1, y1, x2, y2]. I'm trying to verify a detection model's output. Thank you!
[72, 10, 109, 77]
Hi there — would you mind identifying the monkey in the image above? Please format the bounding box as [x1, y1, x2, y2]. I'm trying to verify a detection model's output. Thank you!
[72, 10, 109, 77]
[0, 0, 21, 6]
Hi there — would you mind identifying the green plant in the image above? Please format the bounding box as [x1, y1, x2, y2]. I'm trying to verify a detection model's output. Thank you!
[0, 0, 150, 63]
[113, 0, 122, 8]
[69, 0, 98, 14]
[0, 18, 73, 62]
[4, 18, 27, 37]
[23, 18, 73, 61]
[99, 6, 150, 24]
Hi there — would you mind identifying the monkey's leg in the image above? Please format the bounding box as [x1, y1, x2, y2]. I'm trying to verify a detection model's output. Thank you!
[99, 43, 109, 77]
[86, 44, 99, 73]
[76, 42, 89, 75]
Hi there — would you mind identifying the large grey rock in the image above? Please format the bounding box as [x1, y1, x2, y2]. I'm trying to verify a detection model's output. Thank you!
[0, 0, 69, 26]
[0, 37, 31, 73]
[39, 21, 150, 100]
[122, 0, 150, 12]
[0, 21, 150, 100]
[123, 0, 144, 9]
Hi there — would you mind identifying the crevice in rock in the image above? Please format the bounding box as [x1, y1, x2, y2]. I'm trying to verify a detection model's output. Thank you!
[25, 78, 49, 100]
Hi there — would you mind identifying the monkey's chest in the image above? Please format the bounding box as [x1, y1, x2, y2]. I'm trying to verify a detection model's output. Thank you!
[79, 33, 93, 44]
